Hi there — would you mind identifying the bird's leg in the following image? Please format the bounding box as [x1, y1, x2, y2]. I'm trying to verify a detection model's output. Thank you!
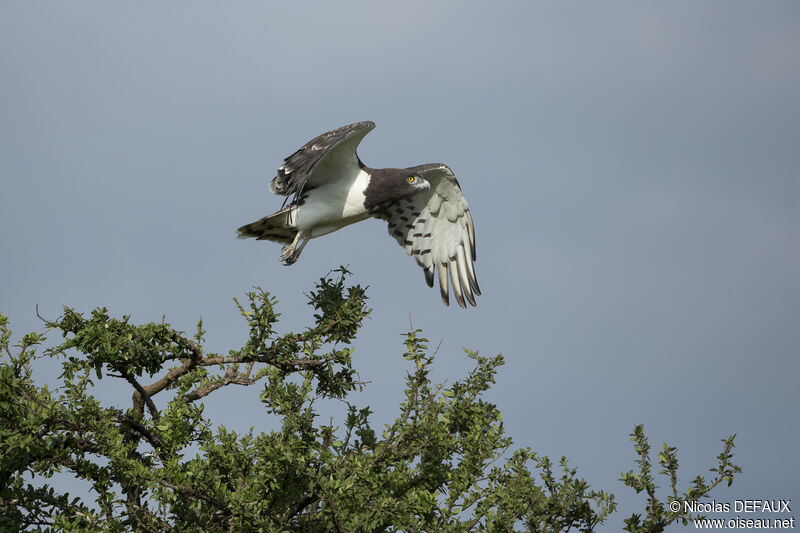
[281, 230, 308, 265]
[294, 234, 311, 257]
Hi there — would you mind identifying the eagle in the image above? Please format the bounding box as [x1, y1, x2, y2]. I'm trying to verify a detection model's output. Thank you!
[236, 121, 480, 308]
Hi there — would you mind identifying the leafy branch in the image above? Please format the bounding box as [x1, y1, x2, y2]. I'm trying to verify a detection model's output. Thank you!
[620, 425, 741, 532]
[0, 269, 740, 532]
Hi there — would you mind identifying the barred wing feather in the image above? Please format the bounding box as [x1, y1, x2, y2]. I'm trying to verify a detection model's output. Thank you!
[380, 164, 480, 308]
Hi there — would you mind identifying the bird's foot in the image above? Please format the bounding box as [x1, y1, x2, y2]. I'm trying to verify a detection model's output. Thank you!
[280, 244, 299, 265]
[281, 231, 307, 265]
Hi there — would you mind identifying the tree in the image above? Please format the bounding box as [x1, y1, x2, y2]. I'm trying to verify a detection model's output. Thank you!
[1, 268, 739, 532]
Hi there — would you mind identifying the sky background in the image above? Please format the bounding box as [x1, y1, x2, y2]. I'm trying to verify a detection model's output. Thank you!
[1, 2, 798, 530]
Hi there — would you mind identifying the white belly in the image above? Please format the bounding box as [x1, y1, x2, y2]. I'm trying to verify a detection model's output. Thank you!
[294, 169, 372, 238]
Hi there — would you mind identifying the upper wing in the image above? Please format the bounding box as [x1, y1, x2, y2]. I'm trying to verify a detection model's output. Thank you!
[269, 121, 375, 202]
[378, 164, 480, 308]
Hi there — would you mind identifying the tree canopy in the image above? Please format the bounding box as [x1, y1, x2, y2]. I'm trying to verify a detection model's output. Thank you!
[0, 269, 740, 532]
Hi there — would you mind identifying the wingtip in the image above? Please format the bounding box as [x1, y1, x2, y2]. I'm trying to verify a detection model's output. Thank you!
[424, 267, 435, 288]
[472, 278, 482, 296]
[438, 263, 450, 307]
[448, 262, 467, 309]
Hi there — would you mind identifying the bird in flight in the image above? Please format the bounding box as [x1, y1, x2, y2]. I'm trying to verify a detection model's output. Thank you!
[237, 121, 480, 308]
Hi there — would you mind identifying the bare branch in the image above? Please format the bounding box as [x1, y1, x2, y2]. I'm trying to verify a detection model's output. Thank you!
[141, 335, 204, 399]
[183, 367, 256, 403]
[122, 370, 160, 421]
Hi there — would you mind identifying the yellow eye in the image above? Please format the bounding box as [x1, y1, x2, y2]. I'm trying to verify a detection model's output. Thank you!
[408, 176, 416, 182]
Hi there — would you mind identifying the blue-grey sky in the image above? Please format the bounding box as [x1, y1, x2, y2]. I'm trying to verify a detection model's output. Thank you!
[2, 2, 798, 529]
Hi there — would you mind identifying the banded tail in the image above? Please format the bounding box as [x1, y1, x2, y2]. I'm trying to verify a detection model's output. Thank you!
[236, 208, 296, 244]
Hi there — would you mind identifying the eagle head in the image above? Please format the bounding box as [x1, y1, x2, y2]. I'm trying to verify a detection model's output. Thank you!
[363, 168, 430, 210]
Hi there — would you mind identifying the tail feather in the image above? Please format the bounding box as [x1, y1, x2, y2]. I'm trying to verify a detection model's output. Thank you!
[236, 208, 296, 244]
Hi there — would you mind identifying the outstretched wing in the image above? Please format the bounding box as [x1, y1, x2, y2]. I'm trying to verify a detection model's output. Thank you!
[378, 164, 480, 308]
[269, 121, 375, 203]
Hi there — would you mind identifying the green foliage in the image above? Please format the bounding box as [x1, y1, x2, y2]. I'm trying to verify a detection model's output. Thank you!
[0, 269, 739, 531]
[619, 425, 741, 532]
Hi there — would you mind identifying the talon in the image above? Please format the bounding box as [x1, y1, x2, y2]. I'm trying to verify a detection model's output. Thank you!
[280, 231, 307, 265]
[281, 245, 298, 265]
